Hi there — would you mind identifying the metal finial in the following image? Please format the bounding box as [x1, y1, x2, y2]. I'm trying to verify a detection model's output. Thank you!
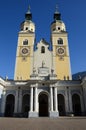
[27, 5, 31, 13]
[55, 4, 59, 13]
[28, 5, 30, 11]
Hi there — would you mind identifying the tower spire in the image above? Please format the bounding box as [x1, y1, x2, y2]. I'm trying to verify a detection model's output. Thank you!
[27, 5, 31, 14]
[25, 5, 32, 21]
[54, 4, 61, 21]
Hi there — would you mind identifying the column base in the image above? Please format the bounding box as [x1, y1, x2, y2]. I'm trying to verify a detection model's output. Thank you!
[49, 111, 59, 118]
[29, 111, 38, 118]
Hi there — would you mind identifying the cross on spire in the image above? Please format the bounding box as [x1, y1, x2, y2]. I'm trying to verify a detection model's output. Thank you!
[56, 4, 59, 12]
[27, 5, 31, 14]
[54, 4, 61, 21]
[25, 5, 32, 21]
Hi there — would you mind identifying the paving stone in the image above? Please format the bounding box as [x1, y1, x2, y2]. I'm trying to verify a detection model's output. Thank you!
[0, 117, 86, 130]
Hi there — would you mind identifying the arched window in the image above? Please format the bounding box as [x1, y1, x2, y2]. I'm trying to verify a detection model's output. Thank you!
[58, 38, 63, 45]
[23, 39, 28, 45]
[41, 46, 45, 53]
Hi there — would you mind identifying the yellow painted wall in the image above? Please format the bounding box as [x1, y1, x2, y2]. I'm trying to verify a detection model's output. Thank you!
[51, 30, 72, 80]
[14, 57, 31, 80]
[55, 57, 71, 80]
[14, 32, 35, 80]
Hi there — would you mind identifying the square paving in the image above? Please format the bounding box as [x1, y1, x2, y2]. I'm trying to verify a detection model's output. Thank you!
[0, 117, 86, 130]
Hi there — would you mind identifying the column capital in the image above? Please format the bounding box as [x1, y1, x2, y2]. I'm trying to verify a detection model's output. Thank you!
[50, 84, 57, 88]
[54, 82, 58, 87]
[30, 84, 33, 88]
[50, 84, 54, 88]
[35, 83, 38, 87]
[30, 83, 38, 88]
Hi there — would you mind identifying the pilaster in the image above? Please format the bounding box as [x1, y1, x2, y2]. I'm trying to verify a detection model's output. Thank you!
[29, 84, 38, 117]
[65, 87, 69, 114]
[18, 88, 22, 114]
[49, 84, 59, 117]
[14, 89, 18, 116]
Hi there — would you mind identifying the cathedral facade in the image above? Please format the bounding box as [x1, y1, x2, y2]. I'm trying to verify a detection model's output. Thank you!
[0, 7, 86, 118]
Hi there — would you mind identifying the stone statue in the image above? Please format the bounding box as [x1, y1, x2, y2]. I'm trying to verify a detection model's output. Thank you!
[42, 61, 45, 68]
[33, 67, 36, 74]
[51, 68, 54, 75]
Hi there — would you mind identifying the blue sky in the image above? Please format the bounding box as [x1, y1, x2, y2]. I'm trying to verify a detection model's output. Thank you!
[0, 0, 86, 79]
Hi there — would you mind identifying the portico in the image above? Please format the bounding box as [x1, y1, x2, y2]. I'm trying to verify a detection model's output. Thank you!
[29, 81, 59, 118]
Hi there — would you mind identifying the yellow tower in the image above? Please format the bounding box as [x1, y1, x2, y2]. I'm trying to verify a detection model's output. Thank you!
[14, 7, 35, 80]
[51, 8, 72, 80]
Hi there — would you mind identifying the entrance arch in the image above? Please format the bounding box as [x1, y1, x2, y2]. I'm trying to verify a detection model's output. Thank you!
[5, 94, 15, 117]
[58, 94, 65, 116]
[39, 92, 48, 117]
[72, 94, 81, 116]
[22, 94, 30, 117]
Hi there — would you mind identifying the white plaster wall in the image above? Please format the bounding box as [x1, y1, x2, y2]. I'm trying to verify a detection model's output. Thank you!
[34, 40, 52, 75]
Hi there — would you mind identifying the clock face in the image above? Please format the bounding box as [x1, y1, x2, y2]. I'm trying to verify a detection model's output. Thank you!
[21, 47, 30, 56]
[56, 47, 65, 56]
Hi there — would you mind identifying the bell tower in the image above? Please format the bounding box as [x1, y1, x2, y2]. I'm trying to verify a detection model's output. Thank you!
[51, 7, 72, 80]
[14, 7, 35, 80]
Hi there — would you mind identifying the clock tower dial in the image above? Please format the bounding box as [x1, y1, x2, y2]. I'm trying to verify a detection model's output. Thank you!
[56, 47, 65, 56]
[21, 47, 30, 56]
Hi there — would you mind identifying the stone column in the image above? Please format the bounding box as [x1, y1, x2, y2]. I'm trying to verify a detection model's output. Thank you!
[34, 86, 38, 112]
[54, 87, 58, 111]
[29, 84, 38, 117]
[14, 90, 18, 115]
[18, 89, 22, 115]
[50, 86, 53, 111]
[68, 88, 73, 113]
[32, 85, 38, 117]
[65, 87, 69, 115]
[29, 86, 34, 117]
[65, 87, 73, 115]
[49, 85, 59, 117]
[30, 87, 33, 112]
